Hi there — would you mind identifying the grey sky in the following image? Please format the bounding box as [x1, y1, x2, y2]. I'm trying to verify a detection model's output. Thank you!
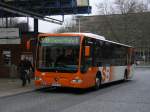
[38, 0, 101, 33]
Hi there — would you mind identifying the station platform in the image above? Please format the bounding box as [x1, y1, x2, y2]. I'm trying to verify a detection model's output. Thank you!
[0, 78, 35, 98]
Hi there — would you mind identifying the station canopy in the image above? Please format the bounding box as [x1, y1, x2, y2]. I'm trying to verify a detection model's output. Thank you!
[0, 0, 91, 17]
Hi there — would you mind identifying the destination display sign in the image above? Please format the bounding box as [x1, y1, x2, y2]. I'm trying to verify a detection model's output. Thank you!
[41, 36, 80, 46]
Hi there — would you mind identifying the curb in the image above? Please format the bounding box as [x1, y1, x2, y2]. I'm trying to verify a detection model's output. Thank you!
[0, 89, 35, 99]
[0, 87, 52, 99]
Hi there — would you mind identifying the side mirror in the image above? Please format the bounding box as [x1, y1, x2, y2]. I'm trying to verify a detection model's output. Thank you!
[85, 46, 90, 57]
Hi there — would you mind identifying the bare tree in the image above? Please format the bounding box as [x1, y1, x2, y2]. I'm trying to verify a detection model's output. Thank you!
[115, 0, 148, 14]
[114, 0, 149, 45]
[55, 17, 79, 33]
[97, 0, 148, 15]
[96, 0, 116, 15]
[95, 0, 149, 43]
[96, 0, 121, 42]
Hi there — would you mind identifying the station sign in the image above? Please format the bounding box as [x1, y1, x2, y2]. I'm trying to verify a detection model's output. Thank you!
[0, 28, 20, 44]
[0, 28, 19, 38]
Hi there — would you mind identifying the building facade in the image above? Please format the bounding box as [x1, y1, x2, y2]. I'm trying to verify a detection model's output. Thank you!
[0, 32, 36, 78]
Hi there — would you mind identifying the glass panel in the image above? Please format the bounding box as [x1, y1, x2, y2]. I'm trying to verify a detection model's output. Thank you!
[37, 36, 80, 73]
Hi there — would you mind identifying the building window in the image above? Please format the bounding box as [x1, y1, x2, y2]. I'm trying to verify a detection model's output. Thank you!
[3, 50, 11, 66]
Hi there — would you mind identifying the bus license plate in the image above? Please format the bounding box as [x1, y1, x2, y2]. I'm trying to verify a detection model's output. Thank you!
[52, 83, 61, 87]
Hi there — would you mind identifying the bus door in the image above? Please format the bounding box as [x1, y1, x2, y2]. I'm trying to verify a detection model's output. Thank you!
[80, 37, 96, 86]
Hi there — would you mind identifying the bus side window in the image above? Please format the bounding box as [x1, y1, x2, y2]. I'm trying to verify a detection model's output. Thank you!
[94, 40, 103, 66]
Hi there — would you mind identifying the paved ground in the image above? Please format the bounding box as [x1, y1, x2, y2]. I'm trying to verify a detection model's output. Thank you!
[0, 79, 34, 98]
[0, 68, 150, 112]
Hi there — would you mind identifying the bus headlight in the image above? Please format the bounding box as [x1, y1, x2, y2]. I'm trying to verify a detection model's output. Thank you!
[71, 77, 83, 83]
[35, 76, 42, 81]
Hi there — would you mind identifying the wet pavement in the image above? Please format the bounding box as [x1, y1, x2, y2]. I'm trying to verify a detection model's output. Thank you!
[0, 78, 34, 98]
[0, 68, 150, 112]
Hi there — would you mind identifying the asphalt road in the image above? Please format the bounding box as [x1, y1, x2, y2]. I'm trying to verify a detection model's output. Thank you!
[0, 68, 150, 112]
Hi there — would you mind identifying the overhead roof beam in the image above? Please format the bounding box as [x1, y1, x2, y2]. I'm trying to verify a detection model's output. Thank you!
[0, 2, 63, 25]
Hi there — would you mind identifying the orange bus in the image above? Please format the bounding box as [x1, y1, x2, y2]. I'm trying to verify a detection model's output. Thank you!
[34, 33, 135, 89]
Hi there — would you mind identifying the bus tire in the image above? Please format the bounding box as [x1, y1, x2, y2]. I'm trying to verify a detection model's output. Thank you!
[124, 69, 128, 81]
[94, 72, 102, 90]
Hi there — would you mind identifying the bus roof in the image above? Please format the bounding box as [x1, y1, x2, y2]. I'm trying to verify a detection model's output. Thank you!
[63, 33, 106, 40]
[61, 33, 132, 48]
[105, 40, 132, 48]
[39, 32, 132, 48]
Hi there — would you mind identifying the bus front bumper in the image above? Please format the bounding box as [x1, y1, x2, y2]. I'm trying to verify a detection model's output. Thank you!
[34, 79, 86, 89]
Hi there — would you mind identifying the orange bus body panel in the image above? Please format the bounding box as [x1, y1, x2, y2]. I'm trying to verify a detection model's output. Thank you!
[34, 33, 134, 89]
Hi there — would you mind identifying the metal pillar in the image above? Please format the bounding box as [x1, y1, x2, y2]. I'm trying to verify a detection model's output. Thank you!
[33, 18, 38, 67]
[27, 17, 29, 32]
[34, 18, 38, 34]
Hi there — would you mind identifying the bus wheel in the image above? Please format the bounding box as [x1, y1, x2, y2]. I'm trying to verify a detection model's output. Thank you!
[94, 75, 101, 90]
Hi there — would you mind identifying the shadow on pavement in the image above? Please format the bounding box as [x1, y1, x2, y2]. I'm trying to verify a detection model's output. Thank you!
[36, 80, 134, 95]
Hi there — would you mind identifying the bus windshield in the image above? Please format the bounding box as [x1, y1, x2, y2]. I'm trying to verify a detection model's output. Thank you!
[37, 36, 80, 73]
